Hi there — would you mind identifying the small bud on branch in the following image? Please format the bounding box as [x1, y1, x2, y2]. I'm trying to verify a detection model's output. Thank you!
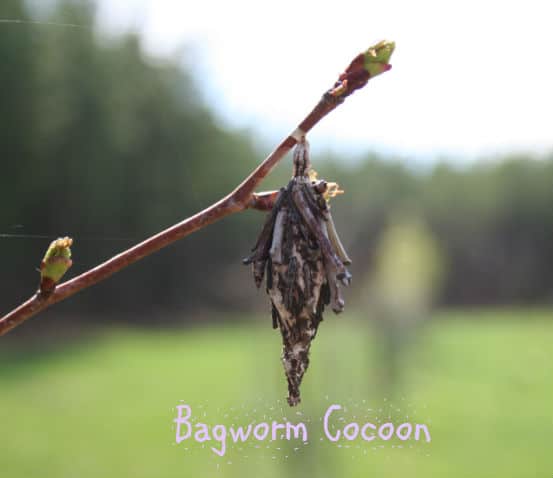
[39, 237, 73, 298]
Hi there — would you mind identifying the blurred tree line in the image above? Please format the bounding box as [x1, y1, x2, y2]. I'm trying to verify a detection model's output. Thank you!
[1, 0, 552, 325]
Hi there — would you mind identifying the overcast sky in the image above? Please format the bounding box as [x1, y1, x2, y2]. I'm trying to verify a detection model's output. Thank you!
[97, 0, 553, 162]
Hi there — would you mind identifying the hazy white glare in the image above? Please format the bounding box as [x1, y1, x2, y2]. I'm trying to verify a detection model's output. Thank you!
[98, 0, 553, 161]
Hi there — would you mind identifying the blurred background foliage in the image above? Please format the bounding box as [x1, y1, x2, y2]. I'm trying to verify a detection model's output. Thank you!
[1, 1, 552, 477]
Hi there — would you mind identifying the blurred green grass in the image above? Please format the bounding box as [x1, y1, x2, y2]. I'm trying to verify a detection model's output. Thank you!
[0, 309, 552, 477]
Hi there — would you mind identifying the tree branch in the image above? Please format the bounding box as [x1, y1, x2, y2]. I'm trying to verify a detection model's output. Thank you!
[0, 40, 394, 336]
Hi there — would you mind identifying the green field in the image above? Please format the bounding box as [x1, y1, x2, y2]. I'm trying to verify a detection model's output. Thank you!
[1, 309, 552, 477]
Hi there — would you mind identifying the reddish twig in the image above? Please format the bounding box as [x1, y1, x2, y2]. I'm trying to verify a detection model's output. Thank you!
[0, 41, 394, 336]
[248, 191, 280, 211]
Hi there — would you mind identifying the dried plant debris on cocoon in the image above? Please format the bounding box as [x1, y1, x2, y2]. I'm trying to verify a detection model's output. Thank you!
[244, 138, 352, 406]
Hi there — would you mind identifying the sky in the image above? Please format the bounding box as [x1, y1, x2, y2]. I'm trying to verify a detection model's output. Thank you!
[96, 0, 553, 162]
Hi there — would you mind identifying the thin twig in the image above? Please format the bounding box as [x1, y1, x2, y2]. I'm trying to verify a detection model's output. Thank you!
[0, 41, 394, 336]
